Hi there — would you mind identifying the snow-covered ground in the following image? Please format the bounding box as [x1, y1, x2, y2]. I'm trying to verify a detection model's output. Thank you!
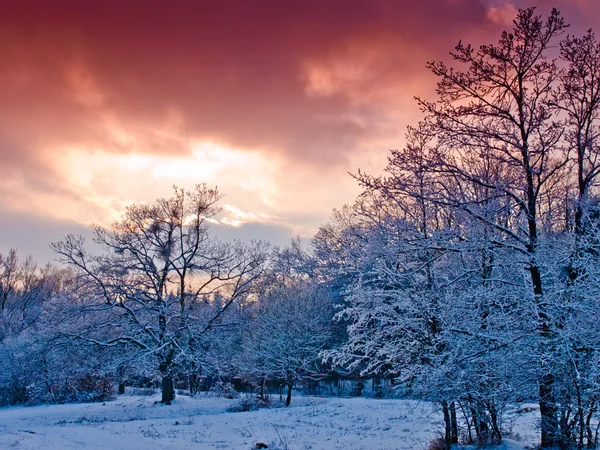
[0, 394, 539, 449]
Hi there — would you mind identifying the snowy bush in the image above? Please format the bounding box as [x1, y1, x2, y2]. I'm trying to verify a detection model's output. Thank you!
[210, 381, 240, 399]
[0, 334, 116, 406]
[227, 394, 271, 413]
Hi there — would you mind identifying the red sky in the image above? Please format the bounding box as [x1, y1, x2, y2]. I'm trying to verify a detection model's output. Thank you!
[0, 0, 598, 261]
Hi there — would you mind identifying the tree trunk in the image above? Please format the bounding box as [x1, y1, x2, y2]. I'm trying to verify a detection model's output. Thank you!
[527, 257, 558, 449]
[189, 373, 197, 395]
[459, 401, 474, 445]
[540, 373, 558, 448]
[118, 381, 125, 395]
[161, 375, 175, 404]
[470, 405, 481, 442]
[373, 377, 383, 398]
[259, 376, 268, 400]
[585, 399, 596, 448]
[285, 382, 293, 407]
[450, 401, 458, 445]
[442, 401, 452, 449]
[488, 400, 502, 443]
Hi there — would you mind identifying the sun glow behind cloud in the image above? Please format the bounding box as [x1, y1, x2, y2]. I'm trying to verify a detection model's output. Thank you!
[52, 140, 282, 228]
[1, 0, 598, 264]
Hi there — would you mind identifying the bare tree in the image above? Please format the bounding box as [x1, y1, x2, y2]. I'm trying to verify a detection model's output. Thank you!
[52, 185, 269, 404]
[0, 250, 66, 341]
[417, 8, 568, 446]
[244, 279, 333, 406]
[555, 30, 600, 237]
[0, 249, 19, 313]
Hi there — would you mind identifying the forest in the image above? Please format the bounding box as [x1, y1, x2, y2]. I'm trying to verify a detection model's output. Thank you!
[1, 7, 600, 449]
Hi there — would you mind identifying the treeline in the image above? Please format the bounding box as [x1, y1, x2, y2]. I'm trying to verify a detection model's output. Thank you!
[0, 211, 345, 406]
[320, 8, 600, 449]
[1, 6, 600, 449]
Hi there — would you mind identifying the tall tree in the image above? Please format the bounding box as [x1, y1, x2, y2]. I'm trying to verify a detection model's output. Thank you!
[52, 185, 268, 403]
[418, 8, 568, 446]
[244, 279, 333, 406]
[0, 250, 19, 313]
[555, 30, 600, 237]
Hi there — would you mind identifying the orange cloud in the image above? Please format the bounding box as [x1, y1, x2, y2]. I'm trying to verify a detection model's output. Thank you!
[486, 2, 519, 25]
[0, 0, 597, 260]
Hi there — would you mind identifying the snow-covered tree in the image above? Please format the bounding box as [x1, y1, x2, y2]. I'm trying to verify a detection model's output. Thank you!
[243, 279, 333, 406]
[328, 8, 600, 448]
[52, 185, 268, 403]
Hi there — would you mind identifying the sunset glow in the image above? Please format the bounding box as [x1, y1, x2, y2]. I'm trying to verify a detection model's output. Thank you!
[0, 0, 598, 260]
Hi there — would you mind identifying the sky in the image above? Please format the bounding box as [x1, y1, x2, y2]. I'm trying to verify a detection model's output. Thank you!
[0, 0, 599, 262]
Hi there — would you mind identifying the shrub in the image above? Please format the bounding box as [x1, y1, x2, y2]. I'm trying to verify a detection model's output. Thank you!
[210, 381, 240, 399]
[427, 437, 447, 450]
[227, 395, 271, 413]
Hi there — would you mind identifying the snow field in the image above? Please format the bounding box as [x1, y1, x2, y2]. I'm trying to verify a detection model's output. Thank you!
[0, 394, 538, 450]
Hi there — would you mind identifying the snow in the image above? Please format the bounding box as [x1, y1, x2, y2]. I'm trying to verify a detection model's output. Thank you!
[0, 394, 539, 450]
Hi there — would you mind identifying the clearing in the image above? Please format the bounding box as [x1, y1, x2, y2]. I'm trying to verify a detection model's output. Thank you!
[0, 394, 538, 449]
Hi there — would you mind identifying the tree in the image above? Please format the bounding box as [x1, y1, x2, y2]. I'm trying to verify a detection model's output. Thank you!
[244, 279, 333, 406]
[52, 185, 268, 404]
[554, 30, 600, 238]
[0, 250, 19, 314]
[0, 252, 114, 406]
[417, 8, 568, 447]
[0, 250, 67, 341]
[330, 7, 600, 448]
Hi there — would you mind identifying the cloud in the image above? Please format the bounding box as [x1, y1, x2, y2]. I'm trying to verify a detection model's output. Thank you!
[0, 211, 96, 264]
[486, 2, 519, 25]
[0, 1, 491, 165]
[0, 0, 597, 255]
